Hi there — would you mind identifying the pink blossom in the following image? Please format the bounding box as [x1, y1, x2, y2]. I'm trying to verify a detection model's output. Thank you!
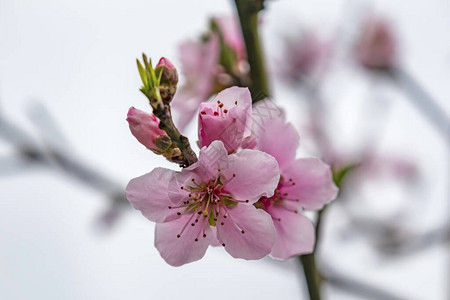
[249, 101, 338, 259]
[172, 16, 247, 130]
[282, 32, 330, 82]
[198, 87, 252, 154]
[355, 17, 397, 69]
[126, 107, 167, 151]
[213, 15, 246, 61]
[171, 36, 220, 130]
[126, 140, 279, 266]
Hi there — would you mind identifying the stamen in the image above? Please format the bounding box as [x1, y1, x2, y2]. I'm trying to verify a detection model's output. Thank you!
[176, 213, 196, 238]
[222, 206, 245, 234]
[277, 203, 300, 214]
[203, 193, 211, 216]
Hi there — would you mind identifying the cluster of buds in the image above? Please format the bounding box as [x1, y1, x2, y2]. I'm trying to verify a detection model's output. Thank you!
[136, 55, 179, 108]
[130, 55, 197, 167]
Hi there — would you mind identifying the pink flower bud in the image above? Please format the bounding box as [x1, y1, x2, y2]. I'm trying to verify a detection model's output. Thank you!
[355, 18, 397, 69]
[127, 107, 167, 151]
[155, 57, 178, 103]
[156, 57, 176, 70]
[156, 57, 178, 84]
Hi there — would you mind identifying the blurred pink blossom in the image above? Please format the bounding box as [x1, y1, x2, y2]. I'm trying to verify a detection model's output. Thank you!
[172, 16, 248, 129]
[355, 17, 397, 69]
[282, 32, 331, 82]
[126, 140, 279, 266]
[214, 15, 246, 61]
[172, 36, 220, 129]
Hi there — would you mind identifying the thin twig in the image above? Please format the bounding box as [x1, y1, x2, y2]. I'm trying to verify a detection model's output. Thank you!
[386, 67, 450, 141]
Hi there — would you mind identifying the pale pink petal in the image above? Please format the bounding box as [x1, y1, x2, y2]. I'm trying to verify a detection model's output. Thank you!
[198, 111, 243, 153]
[281, 158, 338, 210]
[215, 86, 252, 136]
[126, 168, 182, 223]
[213, 15, 246, 60]
[223, 149, 280, 203]
[216, 205, 276, 260]
[155, 214, 214, 266]
[194, 140, 230, 182]
[172, 88, 201, 130]
[266, 205, 315, 259]
[252, 116, 299, 171]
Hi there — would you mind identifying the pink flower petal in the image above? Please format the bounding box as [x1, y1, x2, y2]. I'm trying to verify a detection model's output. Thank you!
[155, 214, 214, 266]
[216, 205, 276, 260]
[281, 158, 338, 210]
[213, 15, 246, 61]
[126, 168, 181, 223]
[193, 140, 230, 182]
[223, 149, 280, 203]
[266, 205, 315, 259]
[252, 115, 299, 171]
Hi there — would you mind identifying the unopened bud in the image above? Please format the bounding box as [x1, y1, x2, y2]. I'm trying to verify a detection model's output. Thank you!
[155, 57, 178, 103]
[127, 107, 168, 151]
[355, 18, 396, 70]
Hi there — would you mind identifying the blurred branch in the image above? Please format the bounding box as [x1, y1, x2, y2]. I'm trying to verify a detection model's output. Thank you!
[324, 268, 408, 300]
[0, 104, 128, 230]
[376, 224, 450, 257]
[234, 0, 270, 103]
[386, 67, 450, 141]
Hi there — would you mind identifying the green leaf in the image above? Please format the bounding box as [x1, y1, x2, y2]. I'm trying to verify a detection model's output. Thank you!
[136, 59, 147, 86]
[332, 163, 360, 187]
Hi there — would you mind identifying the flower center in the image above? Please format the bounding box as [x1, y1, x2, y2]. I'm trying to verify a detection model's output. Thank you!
[257, 176, 300, 222]
[167, 173, 248, 243]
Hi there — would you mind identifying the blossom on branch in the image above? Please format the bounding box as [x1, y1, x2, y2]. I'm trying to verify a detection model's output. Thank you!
[126, 140, 279, 266]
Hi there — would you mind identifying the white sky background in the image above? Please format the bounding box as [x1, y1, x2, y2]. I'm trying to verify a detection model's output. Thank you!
[0, 0, 449, 299]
